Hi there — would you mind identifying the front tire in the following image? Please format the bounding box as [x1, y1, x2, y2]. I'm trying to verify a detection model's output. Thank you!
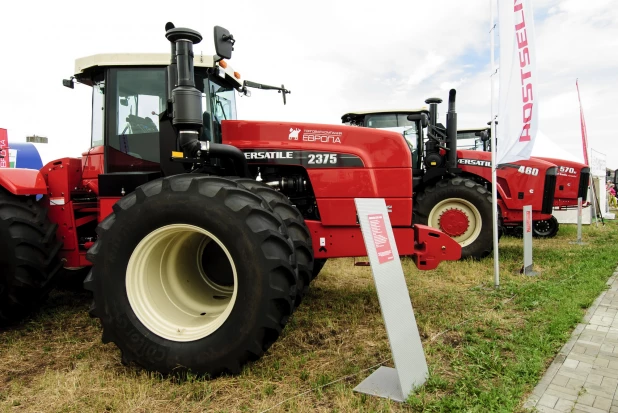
[533, 216, 559, 238]
[0, 189, 62, 325]
[415, 178, 494, 260]
[84, 175, 298, 376]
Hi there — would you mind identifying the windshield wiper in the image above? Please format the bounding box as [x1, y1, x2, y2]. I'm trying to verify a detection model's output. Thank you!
[240, 80, 291, 105]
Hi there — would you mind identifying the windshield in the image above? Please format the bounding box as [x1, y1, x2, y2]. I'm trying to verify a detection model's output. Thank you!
[364, 113, 419, 152]
[457, 131, 489, 151]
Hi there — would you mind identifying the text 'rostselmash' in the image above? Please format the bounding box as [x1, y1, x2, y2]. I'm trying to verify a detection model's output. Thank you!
[515, 0, 534, 142]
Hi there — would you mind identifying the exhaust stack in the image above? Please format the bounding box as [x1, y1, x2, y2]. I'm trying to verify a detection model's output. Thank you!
[446, 89, 458, 169]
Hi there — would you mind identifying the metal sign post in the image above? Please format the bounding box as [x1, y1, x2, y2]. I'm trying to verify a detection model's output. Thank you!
[521, 205, 538, 276]
[353, 198, 428, 402]
[570, 197, 586, 245]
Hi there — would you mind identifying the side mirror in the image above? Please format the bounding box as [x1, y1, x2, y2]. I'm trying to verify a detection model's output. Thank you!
[120, 98, 129, 107]
[407, 113, 429, 128]
[214, 26, 234, 60]
[62, 78, 74, 89]
[479, 131, 490, 142]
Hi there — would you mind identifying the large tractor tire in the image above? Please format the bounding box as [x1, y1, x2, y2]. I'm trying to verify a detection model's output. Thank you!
[533, 216, 559, 238]
[415, 177, 494, 260]
[84, 175, 298, 376]
[0, 189, 62, 325]
[227, 178, 313, 307]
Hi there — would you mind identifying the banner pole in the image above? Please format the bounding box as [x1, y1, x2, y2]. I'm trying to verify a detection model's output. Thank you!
[490, 0, 499, 288]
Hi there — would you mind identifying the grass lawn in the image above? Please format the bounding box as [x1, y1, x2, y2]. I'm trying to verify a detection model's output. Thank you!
[1, 221, 617, 412]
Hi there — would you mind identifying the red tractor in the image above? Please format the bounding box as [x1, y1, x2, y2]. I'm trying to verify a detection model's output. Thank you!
[0, 24, 460, 376]
[342, 99, 558, 258]
[457, 127, 590, 237]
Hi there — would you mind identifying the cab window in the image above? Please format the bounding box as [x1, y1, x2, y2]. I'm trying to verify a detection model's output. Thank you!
[107, 68, 166, 165]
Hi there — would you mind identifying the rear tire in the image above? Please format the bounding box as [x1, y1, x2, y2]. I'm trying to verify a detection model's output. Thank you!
[312, 258, 327, 279]
[0, 189, 62, 325]
[533, 216, 559, 238]
[84, 175, 298, 376]
[227, 178, 314, 307]
[415, 178, 494, 260]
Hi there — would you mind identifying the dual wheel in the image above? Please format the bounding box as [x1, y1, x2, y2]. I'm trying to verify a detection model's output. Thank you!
[84, 175, 314, 376]
[415, 178, 495, 260]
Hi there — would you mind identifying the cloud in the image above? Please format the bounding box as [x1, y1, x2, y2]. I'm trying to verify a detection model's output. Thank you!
[407, 52, 447, 86]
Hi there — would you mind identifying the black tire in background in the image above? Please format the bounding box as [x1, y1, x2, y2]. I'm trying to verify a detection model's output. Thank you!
[84, 175, 298, 376]
[312, 258, 327, 280]
[533, 216, 560, 238]
[0, 189, 62, 325]
[228, 178, 314, 307]
[415, 177, 494, 260]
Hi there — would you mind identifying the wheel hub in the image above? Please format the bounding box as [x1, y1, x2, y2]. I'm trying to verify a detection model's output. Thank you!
[534, 220, 550, 233]
[126, 224, 237, 342]
[438, 208, 470, 237]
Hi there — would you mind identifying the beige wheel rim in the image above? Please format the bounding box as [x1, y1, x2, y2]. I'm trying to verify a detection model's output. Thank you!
[428, 198, 482, 247]
[126, 224, 237, 342]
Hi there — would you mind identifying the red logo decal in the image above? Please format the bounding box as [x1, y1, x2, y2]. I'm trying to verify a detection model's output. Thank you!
[368, 213, 394, 264]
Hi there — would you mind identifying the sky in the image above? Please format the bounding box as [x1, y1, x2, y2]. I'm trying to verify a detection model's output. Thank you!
[0, 0, 616, 169]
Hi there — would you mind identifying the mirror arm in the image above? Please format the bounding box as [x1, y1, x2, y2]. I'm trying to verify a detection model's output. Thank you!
[241, 80, 291, 105]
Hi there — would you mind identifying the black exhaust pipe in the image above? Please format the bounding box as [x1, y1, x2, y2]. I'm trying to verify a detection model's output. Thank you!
[446, 89, 457, 169]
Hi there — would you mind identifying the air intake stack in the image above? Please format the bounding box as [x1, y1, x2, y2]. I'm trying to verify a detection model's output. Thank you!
[165, 23, 204, 158]
[425, 97, 442, 128]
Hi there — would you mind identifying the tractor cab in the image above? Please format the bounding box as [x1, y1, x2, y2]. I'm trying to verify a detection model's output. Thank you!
[341, 108, 428, 170]
[69, 53, 242, 176]
[457, 127, 491, 152]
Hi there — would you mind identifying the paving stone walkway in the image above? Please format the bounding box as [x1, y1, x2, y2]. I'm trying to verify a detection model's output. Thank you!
[525, 268, 618, 413]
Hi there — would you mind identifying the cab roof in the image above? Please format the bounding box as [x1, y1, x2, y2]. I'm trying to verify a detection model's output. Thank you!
[342, 108, 428, 117]
[74, 53, 242, 88]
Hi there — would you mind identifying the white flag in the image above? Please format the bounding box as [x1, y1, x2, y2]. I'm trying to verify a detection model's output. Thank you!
[497, 0, 538, 165]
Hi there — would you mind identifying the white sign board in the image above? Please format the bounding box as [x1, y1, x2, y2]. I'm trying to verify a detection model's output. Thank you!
[353, 198, 428, 402]
[8, 149, 16, 168]
[590, 148, 606, 177]
[522, 205, 537, 276]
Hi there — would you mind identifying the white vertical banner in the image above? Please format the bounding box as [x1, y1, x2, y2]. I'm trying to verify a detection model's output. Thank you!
[497, 0, 539, 165]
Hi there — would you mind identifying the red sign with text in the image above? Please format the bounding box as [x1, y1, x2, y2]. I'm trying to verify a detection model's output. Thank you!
[368, 213, 394, 264]
[0, 128, 8, 169]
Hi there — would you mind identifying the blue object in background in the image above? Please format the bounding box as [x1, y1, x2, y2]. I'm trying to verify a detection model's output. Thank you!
[8, 143, 44, 200]
[9, 142, 43, 170]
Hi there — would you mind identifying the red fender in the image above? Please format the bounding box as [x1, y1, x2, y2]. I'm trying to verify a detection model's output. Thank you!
[0, 168, 48, 195]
